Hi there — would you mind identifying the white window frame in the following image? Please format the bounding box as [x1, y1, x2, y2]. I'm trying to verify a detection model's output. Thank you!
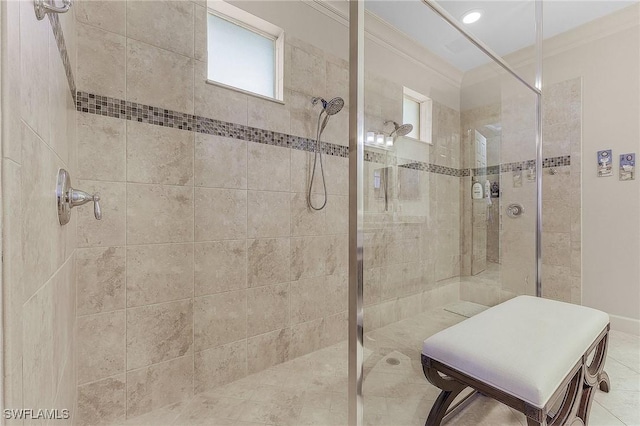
[403, 87, 433, 144]
[207, 0, 284, 102]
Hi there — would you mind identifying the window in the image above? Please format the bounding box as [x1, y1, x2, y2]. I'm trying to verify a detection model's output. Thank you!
[207, 1, 284, 101]
[403, 87, 432, 144]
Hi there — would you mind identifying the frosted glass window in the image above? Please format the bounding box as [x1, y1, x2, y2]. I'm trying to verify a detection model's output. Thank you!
[403, 97, 421, 139]
[208, 13, 275, 98]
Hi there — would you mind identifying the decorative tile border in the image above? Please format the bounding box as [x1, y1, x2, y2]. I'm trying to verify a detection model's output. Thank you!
[398, 161, 468, 177]
[77, 91, 570, 179]
[76, 91, 351, 158]
[472, 156, 571, 176]
[48, 14, 76, 98]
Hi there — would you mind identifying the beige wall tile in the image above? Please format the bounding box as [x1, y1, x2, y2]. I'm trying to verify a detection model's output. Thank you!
[322, 311, 348, 347]
[542, 265, 572, 303]
[75, 0, 126, 35]
[289, 90, 317, 140]
[20, 0, 50, 140]
[77, 180, 127, 248]
[194, 5, 207, 61]
[195, 188, 247, 241]
[21, 125, 58, 299]
[195, 240, 247, 296]
[127, 184, 194, 244]
[48, 45, 74, 165]
[52, 257, 77, 389]
[247, 283, 290, 337]
[126, 1, 194, 57]
[2, 160, 23, 382]
[126, 121, 194, 186]
[77, 22, 126, 98]
[291, 192, 326, 236]
[126, 355, 194, 418]
[77, 247, 126, 315]
[325, 195, 348, 235]
[77, 113, 126, 182]
[127, 39, 194, 113]
[291, 236, 327, 281]
[247, 97, 291, 134]
[195, 134, 247, 189]
[76, 376, 126, 426]
[247, 238, 291, 287]
[194, 290, 247, 351]
[126, 300, 193, 370]
[194, 341, 247, 393]
[23, 283, 54, 412]
[287, 44, 326, 96]
[323, 155, 349, 196]
[247, 328, 291, 374]
[127, 244, 194, 307]
[542, 232, 571, 267]
[248, 191, 291, 238]
[289, 276, 325, 325]
[194, 61, 248, 125]
[247, 143, 291, 191]
[326, 235, 348, 276]
[289, 319, 323, 359]
[77, 311, 125, 385]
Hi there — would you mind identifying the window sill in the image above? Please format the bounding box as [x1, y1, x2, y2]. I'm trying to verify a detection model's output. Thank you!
[205, 79, 285, 105]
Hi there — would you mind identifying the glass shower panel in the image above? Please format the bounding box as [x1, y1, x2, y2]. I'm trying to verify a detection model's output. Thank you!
[359, 1, 539, 424]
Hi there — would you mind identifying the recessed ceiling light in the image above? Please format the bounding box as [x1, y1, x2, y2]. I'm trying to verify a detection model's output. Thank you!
[462, 10, 482, 24]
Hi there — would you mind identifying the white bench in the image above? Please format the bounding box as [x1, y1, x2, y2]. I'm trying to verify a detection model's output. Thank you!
[421, 296, 611, 426]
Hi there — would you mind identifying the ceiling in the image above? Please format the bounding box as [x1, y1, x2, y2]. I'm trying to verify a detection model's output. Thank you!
[365, 0, 638, 71]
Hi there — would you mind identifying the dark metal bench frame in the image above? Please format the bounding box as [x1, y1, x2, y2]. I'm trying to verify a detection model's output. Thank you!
[421, 324, 611, 426]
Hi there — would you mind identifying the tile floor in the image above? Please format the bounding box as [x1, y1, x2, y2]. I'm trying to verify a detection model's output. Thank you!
[120, 308, 640, 426]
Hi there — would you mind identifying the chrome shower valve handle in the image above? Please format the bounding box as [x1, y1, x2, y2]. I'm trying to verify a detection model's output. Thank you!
[70, 189, 102, 220]
[57, 169, 102, 225]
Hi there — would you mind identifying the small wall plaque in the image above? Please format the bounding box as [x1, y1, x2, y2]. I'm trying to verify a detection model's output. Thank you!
[619, 153, 635, 181]
[597, 149, 613, 177]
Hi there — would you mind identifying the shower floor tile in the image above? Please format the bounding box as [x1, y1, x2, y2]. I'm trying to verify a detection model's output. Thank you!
[118, 309, 640, 426]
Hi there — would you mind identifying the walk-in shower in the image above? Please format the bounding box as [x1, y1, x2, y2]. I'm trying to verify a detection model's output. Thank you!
[3, 0, 638, 425]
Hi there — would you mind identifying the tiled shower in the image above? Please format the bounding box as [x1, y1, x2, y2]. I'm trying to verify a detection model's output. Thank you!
[7, 0, 638, 425]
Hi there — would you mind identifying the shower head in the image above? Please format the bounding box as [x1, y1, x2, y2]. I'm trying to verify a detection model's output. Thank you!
[385, 121, 414, 137]
[312, 96, 345, 116]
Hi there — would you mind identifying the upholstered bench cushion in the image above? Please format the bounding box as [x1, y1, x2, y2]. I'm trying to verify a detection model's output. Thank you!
[422, 296, 609, 408]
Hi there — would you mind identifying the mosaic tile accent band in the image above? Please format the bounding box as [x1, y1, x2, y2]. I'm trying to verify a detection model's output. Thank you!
[48, 13, 76, 98]
[77, 91, 570, 178]
[471, 155, 571, 176]
[398, 161, 470, 178]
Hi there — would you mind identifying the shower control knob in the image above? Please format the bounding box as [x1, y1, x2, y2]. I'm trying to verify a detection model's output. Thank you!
[57, 169, 103, 225]
[506, 203, 524, 218]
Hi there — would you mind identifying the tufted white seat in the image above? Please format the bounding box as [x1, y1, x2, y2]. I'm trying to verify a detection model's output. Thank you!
[422, 295, 610, 409]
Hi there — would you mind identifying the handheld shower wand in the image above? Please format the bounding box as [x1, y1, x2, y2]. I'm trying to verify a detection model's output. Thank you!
[308, 97, 344, 211]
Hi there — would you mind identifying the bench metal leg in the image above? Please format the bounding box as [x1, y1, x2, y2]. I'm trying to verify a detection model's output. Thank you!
[422, 358, 468, 426]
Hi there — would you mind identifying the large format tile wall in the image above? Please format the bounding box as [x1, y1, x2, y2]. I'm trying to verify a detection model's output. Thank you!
[362, 98, 462, 331]
[72, 0, 467, 422]
[460, 103, 501, 278]
[459, 78, 582, 306]
[73, 2, 352, 423]
[541, 78, 582, 304]
[2, 0, 78, 424]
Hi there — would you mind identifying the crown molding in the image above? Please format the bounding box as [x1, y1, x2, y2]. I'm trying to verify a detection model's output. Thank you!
[465, 3, 640, 86]
[304, 0, 464, 87]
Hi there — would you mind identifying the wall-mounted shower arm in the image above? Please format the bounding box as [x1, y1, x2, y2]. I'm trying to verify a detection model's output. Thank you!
[34, 0, 72, 20]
